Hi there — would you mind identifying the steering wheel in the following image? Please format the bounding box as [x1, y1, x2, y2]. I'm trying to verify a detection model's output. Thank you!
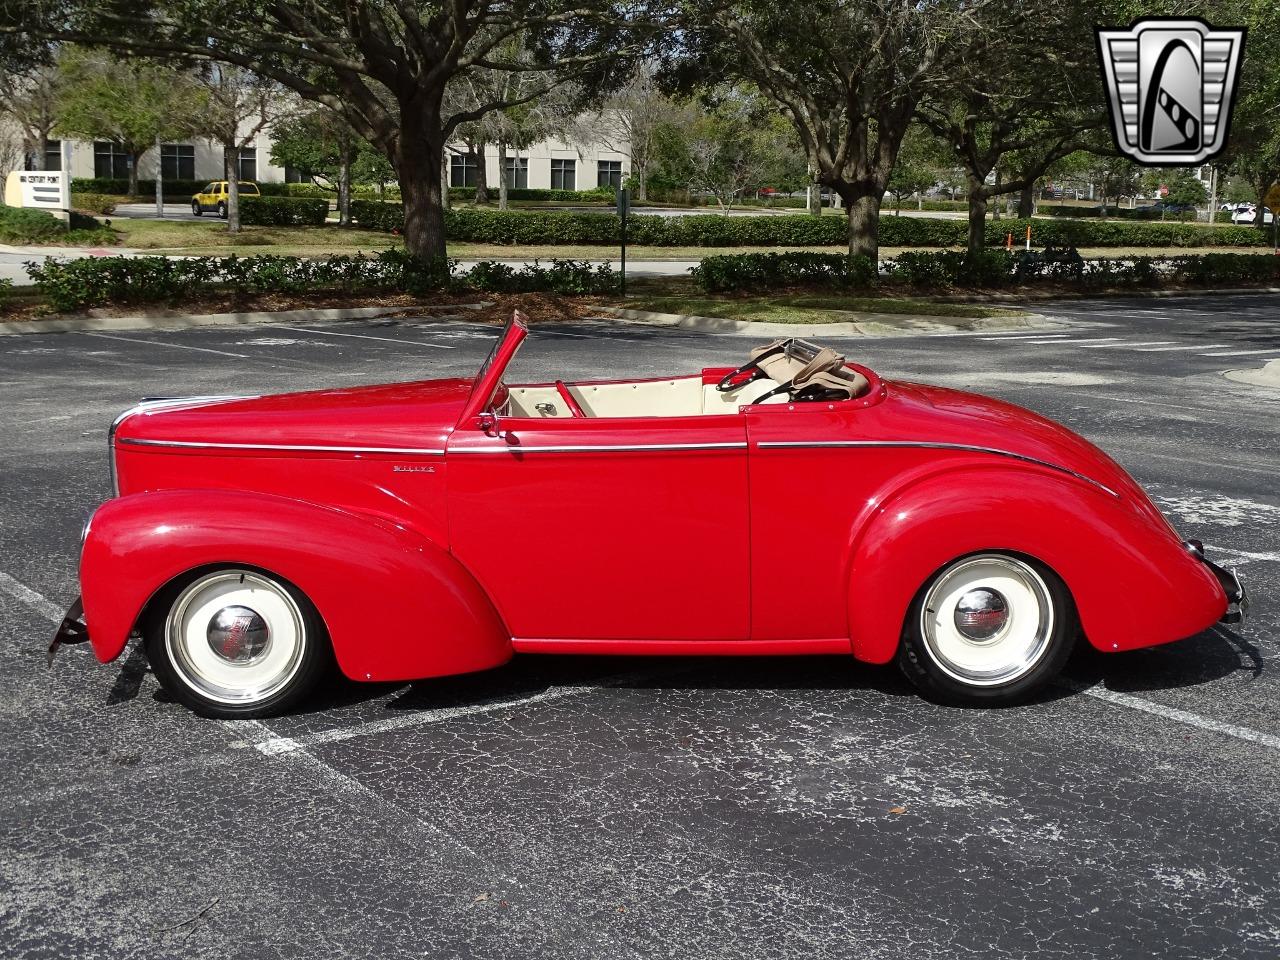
[556, 380, 586, 418]
[716, 362, 767, 393]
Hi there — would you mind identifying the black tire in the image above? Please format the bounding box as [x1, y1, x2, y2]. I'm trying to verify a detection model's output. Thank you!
[191, 201, 202, 217]
[143, 566, 331, 719]
[217, 202, 227, 219]
[897, 552, 1077, 706]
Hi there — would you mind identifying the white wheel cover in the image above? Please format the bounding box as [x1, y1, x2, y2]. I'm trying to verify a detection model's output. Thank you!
[165, 570, 306, 705]
[920, 555, 1055, 687]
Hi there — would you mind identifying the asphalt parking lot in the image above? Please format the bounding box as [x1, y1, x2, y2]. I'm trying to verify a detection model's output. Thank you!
[1, 293, 1278, 959]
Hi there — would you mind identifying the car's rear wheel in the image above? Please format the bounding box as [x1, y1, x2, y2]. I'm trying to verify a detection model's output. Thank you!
[217, 201, 227, 219]
[191, 200, 202, 217]
[897, 552, 1075, 706]
[144, 567, 329, 719]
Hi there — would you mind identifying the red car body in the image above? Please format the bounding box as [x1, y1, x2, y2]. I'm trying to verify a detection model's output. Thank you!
[73, 314, 1237, 694]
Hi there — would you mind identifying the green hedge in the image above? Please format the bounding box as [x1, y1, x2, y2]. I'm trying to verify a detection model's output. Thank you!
[70, 192, 118, 215]
[69, 178, 291, 199]
[688, 249, 1280, 292]
[450, 186, 617, 203]
[238, 196, 330, 226]
[0, 204, 116, 245]
[23, 251, 617, 312]
[348, 201, 1268, 249]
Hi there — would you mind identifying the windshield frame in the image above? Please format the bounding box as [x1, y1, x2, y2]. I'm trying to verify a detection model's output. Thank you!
[457, 310, 529, 426]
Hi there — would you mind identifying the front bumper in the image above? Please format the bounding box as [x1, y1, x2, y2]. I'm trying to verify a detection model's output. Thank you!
[47, 596, 89, 666]
[1185, 541, 1249, 624]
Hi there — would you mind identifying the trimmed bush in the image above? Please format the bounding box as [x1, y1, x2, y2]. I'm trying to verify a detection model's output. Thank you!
[689, 249, 1280, 292]
[284, 182, 336, 199]
[70, 193, 118, 216]
[0, 204, 116, 246]
[24, 250, 617, 312]
[451, 186, 617, 203]
[692, 253, 876, 292]
[238, 196, 330, 226]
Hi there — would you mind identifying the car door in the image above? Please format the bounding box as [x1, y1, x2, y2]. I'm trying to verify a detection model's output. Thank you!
[447, 414, 750, 641]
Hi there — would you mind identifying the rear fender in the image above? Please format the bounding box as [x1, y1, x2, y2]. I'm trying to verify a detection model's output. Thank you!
[846, 466, 1225, 664]
[80, 490, 511, 682]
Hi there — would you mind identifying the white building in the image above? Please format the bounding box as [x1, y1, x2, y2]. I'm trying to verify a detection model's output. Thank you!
[446, 135, 630, 192]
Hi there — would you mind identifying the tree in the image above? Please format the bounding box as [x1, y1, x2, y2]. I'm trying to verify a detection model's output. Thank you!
[887, 126, 947, 214]
[1085, 154, 1142, 216]
[678, 0, 1003, 259]
[591, 62, 674, 202]
[270, 106, 365, 225]
[654, 91, 799, 211]
[192, 63, 274, 233]
[1221, 0, 1280, 227]
[7, 1, 650, 263]
[917, 0, 1106, 254]
[54, 48, 202, 194]
[1164, 169, 1208, 220]
[0, 58, 57, 171]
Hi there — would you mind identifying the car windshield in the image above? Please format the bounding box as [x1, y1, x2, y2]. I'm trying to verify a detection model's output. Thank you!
[459, 311, 529, 424]
[201, 183, 214, 193]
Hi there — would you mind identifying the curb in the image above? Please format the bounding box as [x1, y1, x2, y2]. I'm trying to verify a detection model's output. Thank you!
[0, 305, 446, 337]
[596, 306, 1057, 337]
[934, 285, 1280, 304]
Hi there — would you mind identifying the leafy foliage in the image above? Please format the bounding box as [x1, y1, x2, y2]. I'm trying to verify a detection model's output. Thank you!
[692, 253, 877, 291]
[23, 251, 618, 311]
[0, 203, 115, 245]
[237, 197, 331, 227]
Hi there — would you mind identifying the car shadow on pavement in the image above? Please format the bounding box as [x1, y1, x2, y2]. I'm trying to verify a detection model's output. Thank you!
[1064, 625, 1263, 694]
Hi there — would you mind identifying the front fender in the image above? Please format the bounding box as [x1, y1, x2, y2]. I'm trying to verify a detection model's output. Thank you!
[846, 466, 1226, 664]
[80, 490, 511, 682]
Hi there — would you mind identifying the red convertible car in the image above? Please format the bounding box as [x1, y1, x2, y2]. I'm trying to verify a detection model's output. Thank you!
[54, 312, 1246, 718]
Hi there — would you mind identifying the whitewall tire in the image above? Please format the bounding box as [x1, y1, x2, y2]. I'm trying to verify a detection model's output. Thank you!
[898, 553, 1076, 705]
[145, 567, 330, 719]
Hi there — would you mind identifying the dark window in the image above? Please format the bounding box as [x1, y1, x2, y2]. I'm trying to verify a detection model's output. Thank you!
[450, 153, 479, 187]
[237, 147, 257, 182]
[284, 165, 312, 184]
[42, 139, 61, 171]
[94, 142, 130, 179]
[503, 156, 529, 189]
[161, 143, 195, 181]
[550, 158, 576, 191]
[597, 160, 623, 189]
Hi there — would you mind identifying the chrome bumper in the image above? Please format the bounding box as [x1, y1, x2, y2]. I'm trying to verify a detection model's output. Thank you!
[1185, 541, 1249, 624]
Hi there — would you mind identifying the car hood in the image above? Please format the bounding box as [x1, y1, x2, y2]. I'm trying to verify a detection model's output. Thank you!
[114, 379, 474, 452]
[876, 381, 1153, 507]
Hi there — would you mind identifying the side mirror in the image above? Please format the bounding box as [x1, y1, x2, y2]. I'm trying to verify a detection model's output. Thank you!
[475, 412, 501, 436]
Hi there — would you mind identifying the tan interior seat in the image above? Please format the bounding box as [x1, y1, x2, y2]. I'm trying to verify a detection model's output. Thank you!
[505, 375, 784, 418]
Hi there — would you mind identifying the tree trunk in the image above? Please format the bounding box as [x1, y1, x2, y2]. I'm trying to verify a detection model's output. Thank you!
[845, 191, 881, 260]
[154, 135, 164, 218]
[916, 191, 923, 211]
[223, 145, 240, 234]
[991, 171, 1002, 222]
[395, 115, 448, 263]
[338, 154, 352, 227]
[473, 141, 489, 205]
[22, 136, 43, 171]
[966, 175, 987, 255]
[497, 141, 509, 211]
[634, 160, 648, 202]
[127, 149, 139, 197]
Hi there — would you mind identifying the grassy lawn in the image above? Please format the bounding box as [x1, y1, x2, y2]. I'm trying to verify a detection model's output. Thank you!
[610, 287, 1028, 323]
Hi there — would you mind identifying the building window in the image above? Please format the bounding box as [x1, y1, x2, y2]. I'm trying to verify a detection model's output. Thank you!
[237, 147, 257, 181]
[93, 142, 130, 179]
[161, 144, 195, 181]
[503, 156, 529, 190]
[42, 139, 61, 171]
[450, 153, 479, 188]
[284, 165, 312, 184]
[550, 158, 576, 191]
[597, 160, 623, 189]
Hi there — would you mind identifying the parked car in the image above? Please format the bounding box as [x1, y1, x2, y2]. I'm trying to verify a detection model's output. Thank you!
[1231, 206, 1274, 225]
[52, 316, 1247, 718]
[191, 181, 261, 219]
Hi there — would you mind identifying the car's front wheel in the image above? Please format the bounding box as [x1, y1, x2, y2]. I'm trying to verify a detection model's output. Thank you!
[144, 567, 330, 719]
[191, 200, 202, 217]
[898, 552, 1075, 706]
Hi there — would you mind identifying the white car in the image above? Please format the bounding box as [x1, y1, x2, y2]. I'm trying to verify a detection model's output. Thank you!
[1231, 206, 1273, 225]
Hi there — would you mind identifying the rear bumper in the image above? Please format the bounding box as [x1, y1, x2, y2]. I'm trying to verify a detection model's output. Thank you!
[1185, 540, 1249, 624]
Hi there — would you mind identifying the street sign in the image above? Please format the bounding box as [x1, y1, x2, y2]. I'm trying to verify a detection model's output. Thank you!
[616, 188, 630, 296]
[4, 170, 64, 211]
[1265, 184, 1280, 214]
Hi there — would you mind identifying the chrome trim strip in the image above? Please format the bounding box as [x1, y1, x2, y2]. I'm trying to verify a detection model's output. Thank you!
[756, 440, 1119, 497]
[109, 397, 255, 495]
[450, 441, 749, 454]
[116, 438, 447, 456]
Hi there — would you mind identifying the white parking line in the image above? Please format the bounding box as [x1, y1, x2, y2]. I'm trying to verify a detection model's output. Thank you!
[81, 331, 253, 359]
[243, 676, 650, 755]
[291, 327, 456, 349]
[5, 570, 1277, 755]
[1201, 348, 1280, 357]
[1133, 343, 1227, 352]
[1078, 340, 1175, 348]
[540, 328, 645, 344]
[979, 334, 1072, 341]
[1020, 337, 1123, 345]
